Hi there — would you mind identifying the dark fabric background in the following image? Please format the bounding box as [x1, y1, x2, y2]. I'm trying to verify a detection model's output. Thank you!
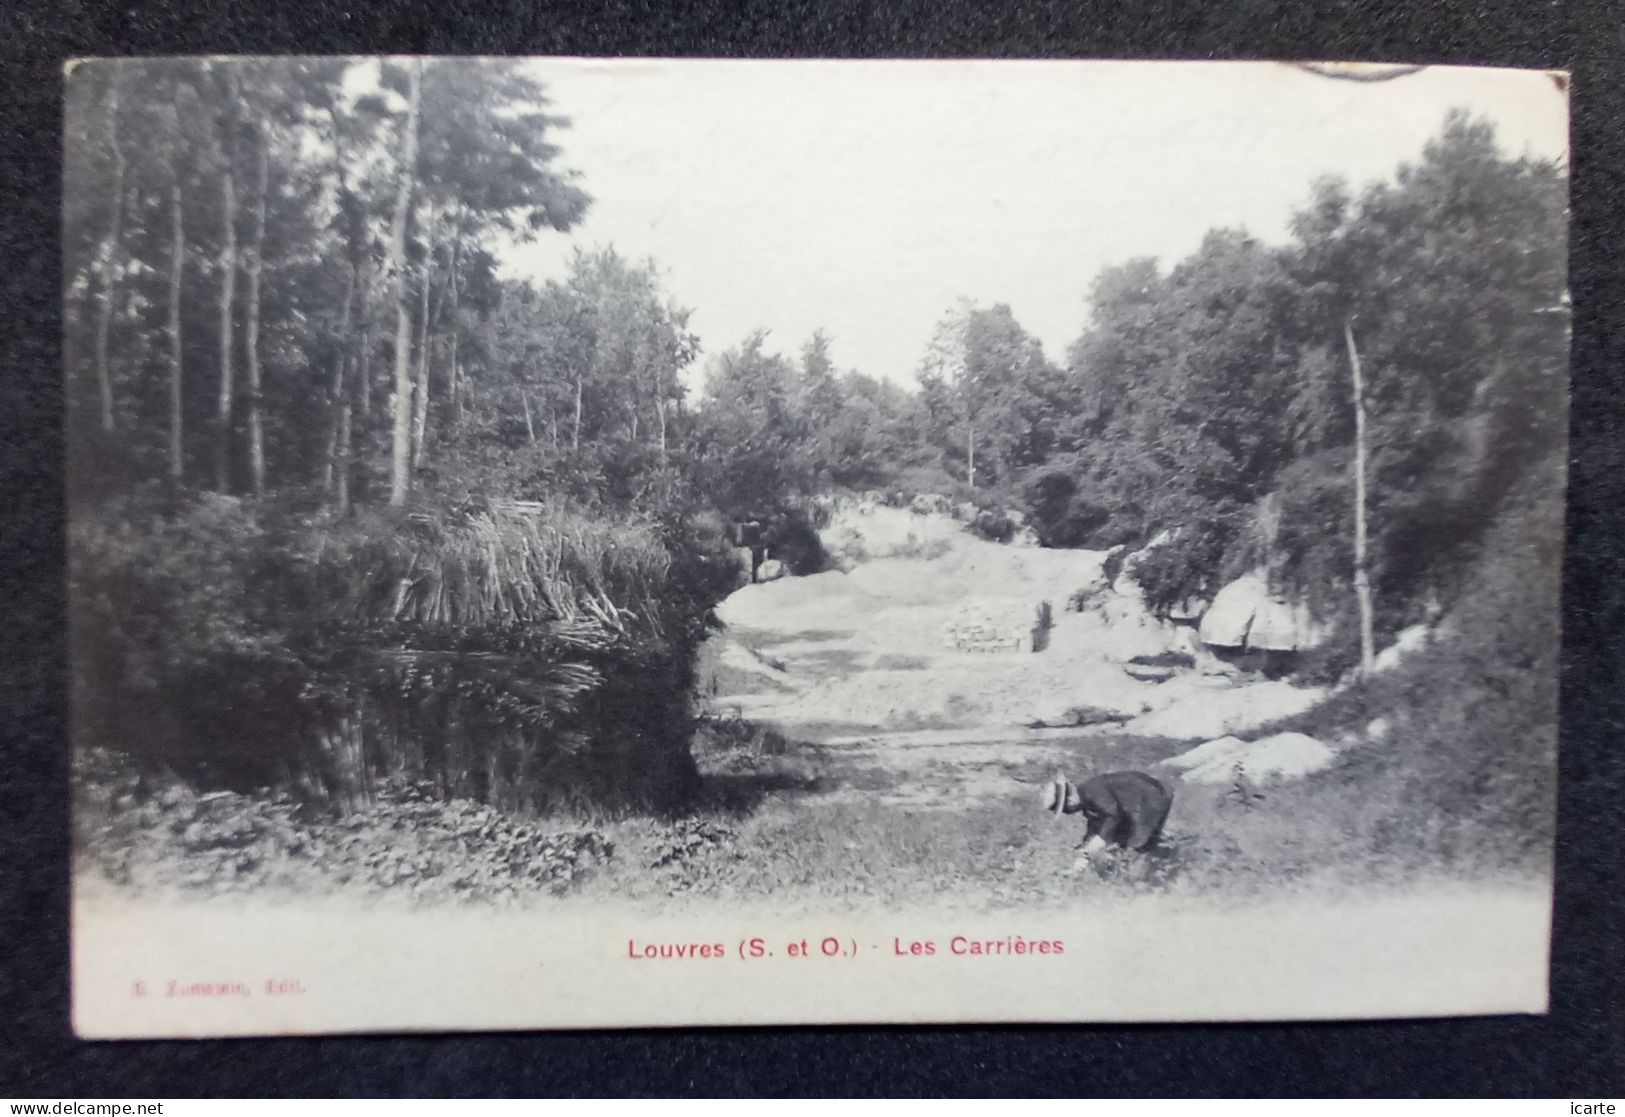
[2, 0, 1621, 1097]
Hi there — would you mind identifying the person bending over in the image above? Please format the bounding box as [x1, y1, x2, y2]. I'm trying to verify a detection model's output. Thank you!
[1043, 769, 1173, 859]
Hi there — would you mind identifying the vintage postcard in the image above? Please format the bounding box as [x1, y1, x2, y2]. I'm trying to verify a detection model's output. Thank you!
[65, 58, 1569, 1037]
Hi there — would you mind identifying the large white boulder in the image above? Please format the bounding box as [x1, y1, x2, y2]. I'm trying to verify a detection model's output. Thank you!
[1199, 571, 1326, 651]
[1125, 680, 1327, 739]
[1167, 731, 1338, 784]
[1162, 735, 1250, 772]
[729, 546, 754, 589]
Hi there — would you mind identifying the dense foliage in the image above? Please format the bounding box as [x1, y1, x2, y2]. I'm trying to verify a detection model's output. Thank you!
[1032, 114, 1567, 653]
[66, 60, 729, 810]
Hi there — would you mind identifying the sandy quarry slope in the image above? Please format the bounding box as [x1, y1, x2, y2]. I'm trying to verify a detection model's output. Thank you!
[702, 502, 1328, 741]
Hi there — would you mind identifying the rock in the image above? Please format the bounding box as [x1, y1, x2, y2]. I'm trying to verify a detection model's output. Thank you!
[1366, 716, 1392, 741]
[157, 785, 196, 812]
[1169, 731, 1337, 784]
[730, 546, 754, 588]
[1028, 704, 1134, 730]
[1199, 572, 1266, 646]
[1199, 570, 1326, 652]
[1124, 664, 1177, 683]
[1129, 651, 1196, 670]
[1066, 704, 1133, 727]
[1169, 626, 1203, 656]
[1127, 680, 1327, 740]
[756, 558, 788, 582]
[1163, 735, 1250, 772]
[1248, 599, 1324, 652]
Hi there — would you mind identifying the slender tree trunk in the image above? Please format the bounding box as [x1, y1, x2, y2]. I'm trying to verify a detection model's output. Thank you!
[244, 135, 269, 496]
[357, 297, 373, 420]
[335, 395, 353, 515]
[656, 399, 668, 460]
[350, 306, 372, 508]
[166, 182, 186, 481]
[93, 74, 126, 434]
[387, 62, 422, 507]
[966, 424, 976, 489]
[522, 393, 536, 443]
[325, 99, 369, 439]
[446, 234, 463, 432]
[322, 262, 358, 495]
[215, 166, 238, 491]
[1344, 318, 1376, 676]
[572, 375, 583, 451]
[449, 326, 462, 433]
[410, 238, 433, 470]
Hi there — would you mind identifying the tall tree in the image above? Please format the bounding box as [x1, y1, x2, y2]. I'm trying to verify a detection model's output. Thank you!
[91, 67, 127, 435]
[165, 176, 186, 482]
[242, 130, 270, 495]
[798, 330, 844, 477]
[410, 211, 438, 470]
[919, 301, 1060, 489]
[1282, 111, 1567, 633]
[693, 333, 815, 518]
[307, 59, 380, 507]
[211, 65, 241, 492]
[1343, 319, 1375, 673]
[384, 61, 423, 507]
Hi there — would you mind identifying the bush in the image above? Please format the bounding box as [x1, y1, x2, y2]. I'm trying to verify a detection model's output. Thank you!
[968, 507, 1016, 543]
[1022, 464, 1116, 548]
[760, 506, 829, 576]
[70, 489, 726, 813]
[887, 464, 967, 504]
[1252, 458, 1562, 871]
[1125, 516, 1238, 616]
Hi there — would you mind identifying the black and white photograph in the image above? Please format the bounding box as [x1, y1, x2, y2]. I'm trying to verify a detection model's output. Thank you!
[63, 58, 1569, 1036]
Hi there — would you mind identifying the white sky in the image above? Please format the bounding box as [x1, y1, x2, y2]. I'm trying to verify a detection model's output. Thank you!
[501, 60, 1568, 387]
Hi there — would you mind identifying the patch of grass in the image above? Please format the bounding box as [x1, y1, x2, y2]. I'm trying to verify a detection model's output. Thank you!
[692, 709, 799, 764]
[870, 654, 931, 671]
[889, 536, 955, 562]
[646, 721, 1543, 909]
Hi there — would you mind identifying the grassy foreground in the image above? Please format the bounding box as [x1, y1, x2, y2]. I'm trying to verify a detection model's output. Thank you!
[76, 692, 1549, 915]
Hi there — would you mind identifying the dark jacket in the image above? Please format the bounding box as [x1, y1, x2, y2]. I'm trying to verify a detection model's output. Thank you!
[1063, 771, 1174, 851]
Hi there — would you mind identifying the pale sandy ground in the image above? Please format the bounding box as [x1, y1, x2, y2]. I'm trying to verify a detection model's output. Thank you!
[711, 503, 1329, 744]
[72, 877, 1551, 1036]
